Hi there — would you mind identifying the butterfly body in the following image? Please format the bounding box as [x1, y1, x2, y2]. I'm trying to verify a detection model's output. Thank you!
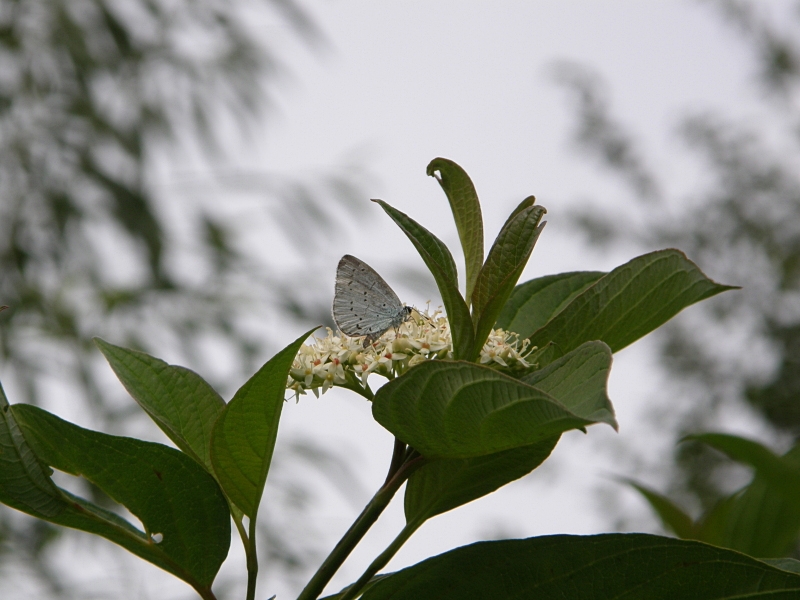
[333, 255, 412, 346]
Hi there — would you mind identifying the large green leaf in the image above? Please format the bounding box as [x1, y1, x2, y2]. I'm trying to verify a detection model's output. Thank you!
[528, 249, 736, 365]
[426, 158, 484, 305]
[95, 338, 225, 472]
[373, 199, 473, 359]
[402, 342, 614, 525]
[471, 202, 546, 360]
[404, 437, 559, 526]
[9, 403, 229, 590]
[495, 271, 605, 338]
[359, 534, 800, 599]
[210, 329, 314, 517]
[372, 355, 615, 460]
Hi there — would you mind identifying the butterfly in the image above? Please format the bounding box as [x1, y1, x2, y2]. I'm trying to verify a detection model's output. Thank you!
[332, 255, 412, 346]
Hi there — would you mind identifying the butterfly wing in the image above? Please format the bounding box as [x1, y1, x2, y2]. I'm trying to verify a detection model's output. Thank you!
[333, 255, 405, 338]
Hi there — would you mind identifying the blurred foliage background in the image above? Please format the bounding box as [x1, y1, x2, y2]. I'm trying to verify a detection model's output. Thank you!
[555, 0, 800, 554]
[0, 0, 363, 597]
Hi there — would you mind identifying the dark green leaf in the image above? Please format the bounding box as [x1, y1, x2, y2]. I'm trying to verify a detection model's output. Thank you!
[404, 437, 559, 526]
[372, 199, 473, 359]
[0, 382, 64, 518]
[495, 271, 605, 338]
[11, 404, 229, 590]
[95, 338, 225, 472]
[625, 479, 696, 539]
[360, 534, 800, 600]
[764, 559, 800, 576]
[529, 249, 737, 365]
[696, 485, 800, 558]
[372, 359, 614, 459]
[426, 158, 484, 305]
[471, 203, 546, 360]
[210, 328, 314, 517]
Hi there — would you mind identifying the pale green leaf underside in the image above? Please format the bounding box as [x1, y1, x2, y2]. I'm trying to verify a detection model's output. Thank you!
[373, 358, 614, 460]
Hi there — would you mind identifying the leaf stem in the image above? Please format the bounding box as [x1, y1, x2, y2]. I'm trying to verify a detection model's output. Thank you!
[246, 514, 259, 600]
[297, 454, 426, 600]
[384, 438, 407, 485]
[197, 587, 219, 600]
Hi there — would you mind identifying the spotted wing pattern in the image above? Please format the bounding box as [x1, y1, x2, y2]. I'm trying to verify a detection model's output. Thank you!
[333, 255, 409, 341]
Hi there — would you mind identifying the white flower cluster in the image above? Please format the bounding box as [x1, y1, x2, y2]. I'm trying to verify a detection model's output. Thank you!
[286, 308, 536, 400]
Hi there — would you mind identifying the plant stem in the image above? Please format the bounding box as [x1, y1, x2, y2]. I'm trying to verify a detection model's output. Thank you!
[338, 522, 419, 600]
[233, 513, 250, 553]
[297, 454, 426, 600]
[246, 514, 259, 600]
[384, 437, 407, 485]
[197, 587, 219, 600]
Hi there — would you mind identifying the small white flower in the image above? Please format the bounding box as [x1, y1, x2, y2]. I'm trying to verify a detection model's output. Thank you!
[287, 307, 534, 398]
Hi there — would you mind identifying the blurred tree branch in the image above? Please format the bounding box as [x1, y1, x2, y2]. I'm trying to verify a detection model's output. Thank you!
[0, 1, 359, 596]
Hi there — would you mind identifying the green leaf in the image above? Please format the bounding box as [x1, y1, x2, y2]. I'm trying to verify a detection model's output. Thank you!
[498, 194, 538, 231]
[95, 338, 225, 472]
[11, 403, 229, 590]
[529, 249, 737, 365]
[210, 328, 314, 517]
[426, 158, 484, 305]
[372, 199, 473, 359]
[404, 437, 559, 526]
[688, 435, 800, 557]
[0, 382, 64, 518]
[624, 479, 696, 539]
[401, 342, 613, 525]
[696, 485, 800, 558]
[359, 534, 800, 599]
[764, 559, 800, 576]
[471, 202, 546, 359]
[495, 271, 605, 338]
[689, 433, 800, 500]
[372, 358, 614, 460]
[521, 341, 617, 430]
